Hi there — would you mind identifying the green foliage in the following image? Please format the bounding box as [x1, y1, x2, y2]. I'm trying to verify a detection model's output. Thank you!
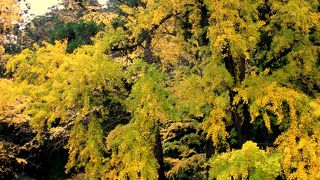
[209, 141, 281, 180]
[50, 21, 105, 53]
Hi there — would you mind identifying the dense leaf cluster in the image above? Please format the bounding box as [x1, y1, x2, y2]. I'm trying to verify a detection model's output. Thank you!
[49, 21, 105, 53]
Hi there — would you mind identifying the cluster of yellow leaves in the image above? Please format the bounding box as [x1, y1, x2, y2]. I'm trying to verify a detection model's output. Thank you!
[104, 63, 176, 179]
[127, 66, 171, 126]
[82, 12, 117, 28]
[106, 124, 159, 180]
[119, 0, 173, 37]
[234, 79, 303, 131]
[66, 117, 106, 177]
[205, 0, 264, 60]
[269, 0, 319, 33]
[0, 79, 29, 124]
[115, 0, 207, 67]
[275, 99, 320, 179]
[0, 0, 20, 54]
[173, 60, 233, 147]
[276, 124, 320, 179]
[234, 73, 320, 178]
[4, 31, 126, 176]
[153, 31, 186, 67]
[209, 141, 281, 180]
[264, 0, 320, 75]
[7, 40, 123, 130]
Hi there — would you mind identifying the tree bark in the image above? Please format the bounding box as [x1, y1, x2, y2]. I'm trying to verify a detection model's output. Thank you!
[154, 122, 165, 180]
[205, 138, 214, 179]
[224, 48, 249, 148]
[144, 33, 153, 63]
[229, 89, 245, 147]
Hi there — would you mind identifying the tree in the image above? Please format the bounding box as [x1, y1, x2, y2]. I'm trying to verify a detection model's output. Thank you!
[49, 21, 105, 53]
[0, 0, 319, 179]
[3, 0, 104, 54]
[107, 0, 209, 65]
[174, 0, 320, 178]
[5, 29, 127, 178]
[106, 64, 172, 179]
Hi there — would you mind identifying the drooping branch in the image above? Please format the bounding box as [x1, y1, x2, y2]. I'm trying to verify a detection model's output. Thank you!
[110, 13, 176, 53]
[262, 44, 294, 70]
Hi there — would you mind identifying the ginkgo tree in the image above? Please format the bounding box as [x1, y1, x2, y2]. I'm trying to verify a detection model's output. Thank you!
[106, 62, 174, 179]
[173, 0, 320, 178]
[4, 29, 128, 178]
[0, 0, 319, 179]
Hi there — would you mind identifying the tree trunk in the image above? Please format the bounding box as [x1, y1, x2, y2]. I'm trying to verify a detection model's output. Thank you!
[239, 56, 246, 82]
[154, 122, 165, 180]
[144, 33, 153, 64]
[229, 90, 245, 147]
[205, 138, 214, 179]
[224, 48, 249, 148]
[198, 0, 209, 46]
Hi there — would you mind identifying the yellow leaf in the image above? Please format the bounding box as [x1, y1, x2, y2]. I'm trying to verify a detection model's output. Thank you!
[16, 158, 28, 164]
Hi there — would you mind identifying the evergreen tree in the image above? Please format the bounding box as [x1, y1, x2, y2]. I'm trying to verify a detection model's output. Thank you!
[49, 21, 105, 53]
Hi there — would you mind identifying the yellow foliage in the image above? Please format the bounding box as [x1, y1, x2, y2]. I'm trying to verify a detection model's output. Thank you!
[205, 0, 264, 59]
[15, 157, 27, 165]
[0, 0, 20, 54]
[7, 40, 123, 131]
[0, 0, 20, 31]
[0, 79, 29, 124]
[82, 12, 118, 28]
[234, 74, 320, 179]
[106, 125, 159, 179]
[209, 141, 281, 180]
[1, 0, 319, 179]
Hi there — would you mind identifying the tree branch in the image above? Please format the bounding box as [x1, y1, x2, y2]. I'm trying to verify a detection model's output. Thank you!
[110, 13, 176, 53]
[263, 44, 294, 70]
